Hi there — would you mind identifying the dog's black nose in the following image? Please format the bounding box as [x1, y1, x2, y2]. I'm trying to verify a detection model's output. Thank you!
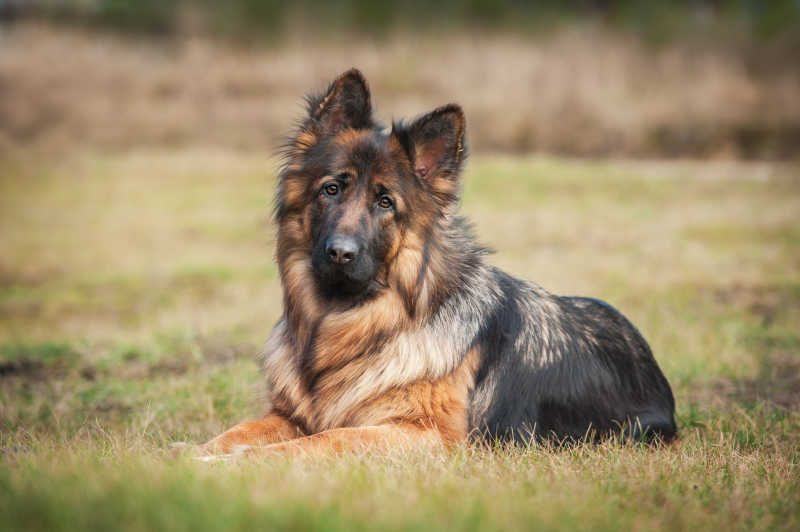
[326, 236, 359, 264]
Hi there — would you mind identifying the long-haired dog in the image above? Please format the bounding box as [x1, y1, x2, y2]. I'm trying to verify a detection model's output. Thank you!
[201, 69, 676, 456]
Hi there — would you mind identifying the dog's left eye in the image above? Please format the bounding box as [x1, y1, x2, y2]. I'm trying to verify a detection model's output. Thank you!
[323, 183, 339, 196]
[378, 196, 393, 209]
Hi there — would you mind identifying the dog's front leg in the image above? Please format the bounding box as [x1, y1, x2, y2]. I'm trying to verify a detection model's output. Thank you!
[241, 423, 443, 457]
[201, 411, 304, 454]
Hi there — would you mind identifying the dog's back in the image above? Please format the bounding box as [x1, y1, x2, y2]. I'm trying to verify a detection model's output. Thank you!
[465, 267, 676, 442]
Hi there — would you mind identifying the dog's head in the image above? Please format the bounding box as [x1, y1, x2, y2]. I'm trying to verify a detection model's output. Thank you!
[276, 69, 466, 307]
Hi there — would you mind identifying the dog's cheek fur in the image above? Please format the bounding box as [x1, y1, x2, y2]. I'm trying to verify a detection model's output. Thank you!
[389, 228, 428, 319]
[276, 205, 321, 351]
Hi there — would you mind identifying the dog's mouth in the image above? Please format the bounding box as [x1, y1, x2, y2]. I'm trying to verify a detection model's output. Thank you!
[313, 267, 385, 303]
[309, 239, 384, 303]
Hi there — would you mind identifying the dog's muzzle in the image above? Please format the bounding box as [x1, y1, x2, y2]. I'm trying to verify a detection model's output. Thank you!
[325, 235, 359, 265]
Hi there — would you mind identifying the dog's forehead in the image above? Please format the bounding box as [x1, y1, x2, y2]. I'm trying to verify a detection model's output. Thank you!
[332, 129, 402, 181]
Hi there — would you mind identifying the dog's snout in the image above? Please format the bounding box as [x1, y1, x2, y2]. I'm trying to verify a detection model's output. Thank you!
[326, 236, 359, 265]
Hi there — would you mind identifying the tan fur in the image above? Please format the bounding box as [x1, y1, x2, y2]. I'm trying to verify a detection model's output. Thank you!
[312, 290, 408, 372]
[334, 196, 367, 234]
[205, 347, 480, 456]
[241, 424, 441, 457]
[203, 413, 303, 454]
[295, 131, 317, 152]
[389, 229, 431, 318]
[334, 128, 371, 148]
[344, 347, 481, 443]
[281, 178, 309, 212]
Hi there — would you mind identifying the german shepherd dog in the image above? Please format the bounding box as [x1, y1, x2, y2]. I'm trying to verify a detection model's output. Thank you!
[202, 69, 676, 456]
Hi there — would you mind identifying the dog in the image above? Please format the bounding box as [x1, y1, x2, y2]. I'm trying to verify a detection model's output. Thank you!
[201, 69, 676, 457]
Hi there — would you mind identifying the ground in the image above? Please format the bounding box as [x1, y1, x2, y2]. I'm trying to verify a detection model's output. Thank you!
[1, 151, 798, 531]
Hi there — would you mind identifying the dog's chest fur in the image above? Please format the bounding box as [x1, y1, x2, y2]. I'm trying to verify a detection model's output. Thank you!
[264, 318, 479, 436]
[261, 278, 493, 437]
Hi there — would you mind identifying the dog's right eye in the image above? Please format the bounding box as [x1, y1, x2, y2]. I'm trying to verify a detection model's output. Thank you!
[323, 183, 339, 196]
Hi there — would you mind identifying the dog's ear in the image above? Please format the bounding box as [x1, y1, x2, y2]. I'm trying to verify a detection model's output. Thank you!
[392, 104, 466, 206]
[307, 69, 372, 135]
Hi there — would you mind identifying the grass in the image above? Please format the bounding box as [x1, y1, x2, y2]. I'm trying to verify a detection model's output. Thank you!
[1, 150, 799, 530]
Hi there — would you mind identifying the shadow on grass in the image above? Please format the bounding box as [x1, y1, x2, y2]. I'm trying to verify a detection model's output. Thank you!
[687, 281, 800, 411]
[0, 336, 255, 381]
[693, 352, 800, 412]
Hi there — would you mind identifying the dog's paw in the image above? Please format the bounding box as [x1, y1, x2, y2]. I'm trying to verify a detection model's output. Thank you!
[169, 441, 228, 459]
[192, 444, 254, 463]
[193, 452, 234, 463]
[169, 441, 204, 458]
[172, 440, 255, 460]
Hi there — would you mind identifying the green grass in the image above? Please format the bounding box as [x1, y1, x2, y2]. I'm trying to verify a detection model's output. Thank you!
[1, 150, 799, 530]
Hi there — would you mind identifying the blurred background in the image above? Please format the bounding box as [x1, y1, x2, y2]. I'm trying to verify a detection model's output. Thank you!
[1, 0, 799, 158]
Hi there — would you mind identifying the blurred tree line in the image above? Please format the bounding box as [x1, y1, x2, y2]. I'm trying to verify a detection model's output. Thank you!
[1, 0, 798, 45]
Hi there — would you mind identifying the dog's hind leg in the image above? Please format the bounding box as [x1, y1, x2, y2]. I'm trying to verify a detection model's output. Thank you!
[201, 412, 304, 455]
[239, 423, 443, 458]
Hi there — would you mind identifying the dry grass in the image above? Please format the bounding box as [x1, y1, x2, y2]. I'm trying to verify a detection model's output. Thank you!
[1, 147, 799, 530]
[1, 23, 799, 158]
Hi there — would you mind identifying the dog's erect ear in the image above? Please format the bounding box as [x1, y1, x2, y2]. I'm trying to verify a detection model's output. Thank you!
[308, 69, 372, 135]
[392, 104, 466, 205]
[279, 70, 371, 219]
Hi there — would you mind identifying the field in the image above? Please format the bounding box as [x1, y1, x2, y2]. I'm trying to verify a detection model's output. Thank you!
[1, 148, 798, 530]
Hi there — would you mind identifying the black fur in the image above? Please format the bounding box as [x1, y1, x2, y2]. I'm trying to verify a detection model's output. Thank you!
[468, 270, 677, 443]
